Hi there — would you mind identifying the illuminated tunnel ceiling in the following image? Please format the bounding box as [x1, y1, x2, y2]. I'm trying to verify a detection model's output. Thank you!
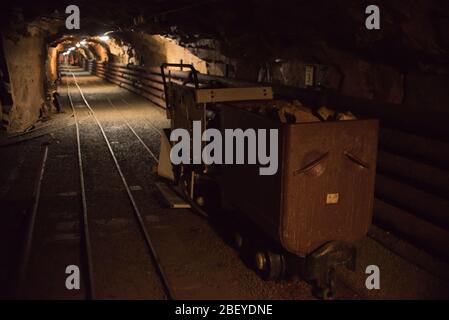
[2, 0, 448, 69]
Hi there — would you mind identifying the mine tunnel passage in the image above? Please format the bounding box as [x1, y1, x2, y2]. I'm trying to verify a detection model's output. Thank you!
[1, 62, 448, 300]
[1, 0, 449, 300]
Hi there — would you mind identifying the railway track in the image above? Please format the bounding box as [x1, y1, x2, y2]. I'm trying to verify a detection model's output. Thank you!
[16, 144, 48, 297]
[66, 75, 95, 299]
[68, 72, 173, 299]
[16, 69, 171, 299]
[105, 97, 158, 163]
[119, 96, 164, 136]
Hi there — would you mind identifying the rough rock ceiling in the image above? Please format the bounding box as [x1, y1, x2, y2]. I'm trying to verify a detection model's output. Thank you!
[1, 0, 449, 72]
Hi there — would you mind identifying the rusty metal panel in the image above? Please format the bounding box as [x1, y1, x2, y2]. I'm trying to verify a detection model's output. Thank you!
[280, 120, 379, 256]
[218, 104, 378, 257]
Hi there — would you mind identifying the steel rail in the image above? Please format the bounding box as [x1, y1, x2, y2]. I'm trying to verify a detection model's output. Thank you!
[16, 144, 48, 298]
[70, 72, 174, 300]
[105, 97, 159, 163]
[119, 96, 163, 136]
[66, 77, 96, 300]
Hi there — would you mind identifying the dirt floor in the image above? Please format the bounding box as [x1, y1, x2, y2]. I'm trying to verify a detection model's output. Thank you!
[0, 68, 448, 300]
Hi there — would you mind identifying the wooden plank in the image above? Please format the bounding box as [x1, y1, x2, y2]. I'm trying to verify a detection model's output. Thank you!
[155, 182, 191, 209]
[377, 150, 449, 196]
[375, 174, 449, 229]
[374, 199, 449, 262]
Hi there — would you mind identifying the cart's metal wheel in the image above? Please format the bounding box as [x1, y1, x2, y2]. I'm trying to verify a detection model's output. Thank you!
[312, 268, 336, 300]
[195, 196, 205, 206]
[254, 250, 286, 280]
[178, 166, 192, 200]
[255, 251, 267, 271]
[313, 286, 333, 300]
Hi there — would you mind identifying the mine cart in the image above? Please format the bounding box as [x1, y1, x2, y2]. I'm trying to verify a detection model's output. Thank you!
[158, 63, 379, 298]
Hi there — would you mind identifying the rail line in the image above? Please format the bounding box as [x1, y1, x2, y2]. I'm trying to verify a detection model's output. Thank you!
[119, 96, 163, 136]
[16, 144, 48, 297]
[15, 82, 93, 299]
[69, 72, 174, 299]
[66, 79, 95, 299]
[105, 97, 158, 163]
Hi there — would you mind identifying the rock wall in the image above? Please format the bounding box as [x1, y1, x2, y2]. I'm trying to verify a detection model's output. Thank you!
[2, 26, 46, 132]
[129, 33, 207, 73]
[154, 0, 448, 107]
[92, 42, 109, 62]
[265, 50, 404, 104]
[46, 46, 58, 84]
[107, 37, 137, 64]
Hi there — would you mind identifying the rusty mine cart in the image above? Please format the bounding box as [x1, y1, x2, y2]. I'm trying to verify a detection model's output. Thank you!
[156, 63, 379, 299]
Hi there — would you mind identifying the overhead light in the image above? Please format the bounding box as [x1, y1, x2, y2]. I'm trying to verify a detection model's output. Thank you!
[98, 35, 109, 41]
[80, 40, 87, 45]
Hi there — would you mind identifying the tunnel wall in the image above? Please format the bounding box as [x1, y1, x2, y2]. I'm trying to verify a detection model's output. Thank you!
[91, 42, 109, 62]
[128, 34, 207, 73]
[2, 28, 47, 132]
[46, 46, 59, 85]
[107, 37, 137, 65]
